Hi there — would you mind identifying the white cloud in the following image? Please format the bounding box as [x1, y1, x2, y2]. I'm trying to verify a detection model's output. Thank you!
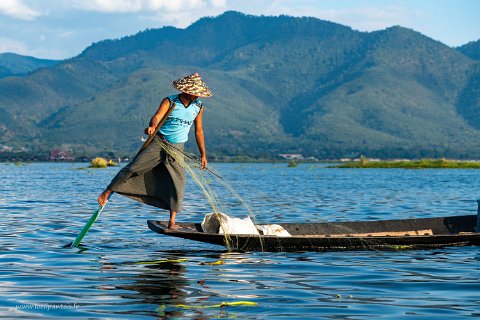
[73, 0, 225, 14]
[147, 0, 201, 12]
[138, 0, 226, 28]
[0, 0, 41, 20]
[251, 2, 427, 33]
[69, 0, 228, 29]
[0, 35, 70, 59]
[59, 31, 75, 39]
[0, 36, 28, 54]
[73, 0, 143, 13]
[323, 5, 426, 31]
[210, 0, 226, 7]
[147, 0, 226, 11]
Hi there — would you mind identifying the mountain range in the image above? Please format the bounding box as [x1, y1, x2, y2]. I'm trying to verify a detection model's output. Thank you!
[1, 11, 479, 160]
[0, 53, 59, 79]
[458, 39, 480, 61]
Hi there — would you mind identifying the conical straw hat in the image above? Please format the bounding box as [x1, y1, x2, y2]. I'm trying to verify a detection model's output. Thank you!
[172, 73, 212, 97]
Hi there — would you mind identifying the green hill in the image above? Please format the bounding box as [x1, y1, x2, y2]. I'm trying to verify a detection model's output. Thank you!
[0, 53, 59, 78]
[1, 11, 480, 160]
[458, 40, 480, 61]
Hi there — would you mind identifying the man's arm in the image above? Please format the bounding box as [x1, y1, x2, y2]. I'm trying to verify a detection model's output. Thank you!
[194, 107, 207, 169]
[146, 98, 170, 135]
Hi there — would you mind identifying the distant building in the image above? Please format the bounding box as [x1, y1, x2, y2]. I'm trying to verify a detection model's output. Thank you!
[278, 154, 303, 160]
[49, 148, 75, 161]
[353, 157, 381, 162]
[0, 145, 13, 152]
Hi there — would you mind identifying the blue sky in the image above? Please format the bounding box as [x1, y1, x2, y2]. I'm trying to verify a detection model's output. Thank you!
[0, 0, 479, 59]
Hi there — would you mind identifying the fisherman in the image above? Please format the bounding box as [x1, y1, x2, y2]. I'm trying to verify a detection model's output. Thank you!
[97, 73, 212, 229]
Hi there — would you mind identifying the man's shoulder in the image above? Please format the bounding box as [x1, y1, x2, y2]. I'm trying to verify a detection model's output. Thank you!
[166, 94, 181, 103]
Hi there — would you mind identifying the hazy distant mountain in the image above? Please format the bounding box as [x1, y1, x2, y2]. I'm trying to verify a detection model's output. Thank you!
[0, 53, 59, 78]
[1, 11, 479, 159]
[457, 40, 480, 61]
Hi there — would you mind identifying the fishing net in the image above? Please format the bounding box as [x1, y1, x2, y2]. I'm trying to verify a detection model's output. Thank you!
[160, 142, 267, 251]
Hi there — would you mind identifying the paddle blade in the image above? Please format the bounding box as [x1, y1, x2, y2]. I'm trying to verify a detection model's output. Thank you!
[70, 204, 105, 248]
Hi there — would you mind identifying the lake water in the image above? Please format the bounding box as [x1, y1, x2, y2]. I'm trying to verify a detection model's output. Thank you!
[1, 162, 480, 319]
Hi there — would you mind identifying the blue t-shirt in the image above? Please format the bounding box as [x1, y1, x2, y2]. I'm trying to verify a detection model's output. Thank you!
[159, 94, 202, 144]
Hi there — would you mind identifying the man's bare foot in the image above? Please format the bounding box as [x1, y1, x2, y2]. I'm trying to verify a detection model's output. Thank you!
[98, 189, 112, 206]
[168, 211, 177, 229]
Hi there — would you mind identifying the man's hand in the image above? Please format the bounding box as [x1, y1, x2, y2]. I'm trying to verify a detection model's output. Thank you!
[200, 156, 208, 170]
[145, 126, 156, 135]
[98, 188, 113, 206]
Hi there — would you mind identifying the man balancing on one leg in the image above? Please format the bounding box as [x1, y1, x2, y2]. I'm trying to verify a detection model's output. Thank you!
[97, 73, 212, 229]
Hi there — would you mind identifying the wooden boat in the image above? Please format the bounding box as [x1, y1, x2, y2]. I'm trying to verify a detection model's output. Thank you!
[148, 209, 480, 252]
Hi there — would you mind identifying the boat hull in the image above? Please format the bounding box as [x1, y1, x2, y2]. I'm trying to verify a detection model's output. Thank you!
[147, 214, 480, 252]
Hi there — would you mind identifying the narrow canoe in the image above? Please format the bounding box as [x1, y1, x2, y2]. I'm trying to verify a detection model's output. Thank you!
[147, 213, 480, 252]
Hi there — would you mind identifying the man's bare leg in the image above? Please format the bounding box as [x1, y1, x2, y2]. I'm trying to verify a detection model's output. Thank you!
[98, 188, 113, 206]
[168, 210, 177, 229]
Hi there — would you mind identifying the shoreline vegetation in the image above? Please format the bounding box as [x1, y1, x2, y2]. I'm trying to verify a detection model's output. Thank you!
[332, 157, 480, 169]
[4, 157, 480, 169]
[89, 157, 119, 168]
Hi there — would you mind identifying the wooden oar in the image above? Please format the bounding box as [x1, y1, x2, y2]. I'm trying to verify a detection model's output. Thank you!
[69, 195, 111, 247]
[136, 102, 176, 156]
[68, 102, 176, 248]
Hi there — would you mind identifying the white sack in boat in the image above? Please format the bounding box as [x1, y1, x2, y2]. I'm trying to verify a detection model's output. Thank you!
[256, 224, 291, 237]
[201, 213, 259, 235]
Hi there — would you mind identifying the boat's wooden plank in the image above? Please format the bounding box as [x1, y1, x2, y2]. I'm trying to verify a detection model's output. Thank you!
[303, 229, 434, 238]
